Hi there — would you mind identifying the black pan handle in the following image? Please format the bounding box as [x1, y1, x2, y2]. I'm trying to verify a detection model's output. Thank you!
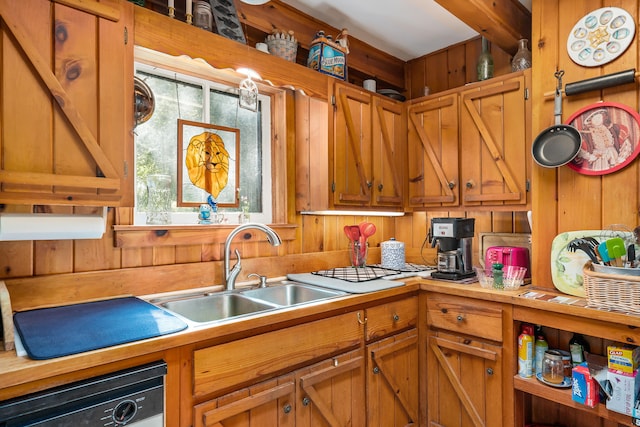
[564, 69, 638, 96]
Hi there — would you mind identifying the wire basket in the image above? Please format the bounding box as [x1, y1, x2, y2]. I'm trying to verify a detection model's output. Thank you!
[583, 261, 640, 314]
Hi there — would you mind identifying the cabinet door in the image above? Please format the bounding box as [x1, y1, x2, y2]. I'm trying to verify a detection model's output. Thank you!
[0, 0, 134, 207]
[333, 82, 372, 206]
[427, 330, 503, 427]
[296, 349, 366, 427]
[371, 96, 404, 208]
[193, 374, 296, 427]
[459, 71, 530, 207]
[295, 92, 330, 212]
[407, 93, 460, 208]
[367, 329, 419, 427]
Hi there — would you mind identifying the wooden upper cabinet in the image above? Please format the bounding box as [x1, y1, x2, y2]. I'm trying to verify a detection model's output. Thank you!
[407, 70, 531, 211]
[407, 91, 460, 208]
[0, 0, 134, 207]
[332, 81, 404, 210]
[459, 70, 531, 208]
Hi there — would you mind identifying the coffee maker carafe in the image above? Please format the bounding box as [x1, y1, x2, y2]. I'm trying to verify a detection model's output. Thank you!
[429, 217, 475, 280]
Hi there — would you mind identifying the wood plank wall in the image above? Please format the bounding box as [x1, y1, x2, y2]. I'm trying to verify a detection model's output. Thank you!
[406, 37, 514, 99]
[532, 0, 640, 288]
[0, 2, 529, 298]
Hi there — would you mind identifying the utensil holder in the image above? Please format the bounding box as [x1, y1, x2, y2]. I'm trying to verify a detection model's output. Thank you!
[583, 261, 640, 314]
[349, 241, 368, 268]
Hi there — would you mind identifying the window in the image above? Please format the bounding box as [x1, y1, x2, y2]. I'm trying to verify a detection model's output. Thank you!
[133, 61, 272, 225]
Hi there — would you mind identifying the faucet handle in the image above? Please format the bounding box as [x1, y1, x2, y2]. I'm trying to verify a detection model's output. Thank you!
[248, 273, 268, 288]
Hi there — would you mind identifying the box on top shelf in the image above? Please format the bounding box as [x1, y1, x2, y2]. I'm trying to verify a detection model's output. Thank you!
[307, 29, 349, 81]
[608, 345, 640, 374]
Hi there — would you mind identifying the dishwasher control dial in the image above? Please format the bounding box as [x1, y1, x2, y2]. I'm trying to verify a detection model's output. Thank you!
[113, 399, 138, 425]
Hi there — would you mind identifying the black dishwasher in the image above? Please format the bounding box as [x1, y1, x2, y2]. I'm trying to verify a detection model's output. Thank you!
[0, 361, 166, 426]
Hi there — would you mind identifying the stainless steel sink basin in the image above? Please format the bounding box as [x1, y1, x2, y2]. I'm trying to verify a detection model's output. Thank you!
[153, 281, 346, 325]
[159, 293, 278, 324]
[241, 282, 345, 306]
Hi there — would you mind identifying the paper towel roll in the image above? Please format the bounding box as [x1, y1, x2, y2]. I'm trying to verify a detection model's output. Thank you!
[381, 238, 405, 270]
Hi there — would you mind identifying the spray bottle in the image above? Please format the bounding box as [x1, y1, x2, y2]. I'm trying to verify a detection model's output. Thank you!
[518, 323, 534, 378]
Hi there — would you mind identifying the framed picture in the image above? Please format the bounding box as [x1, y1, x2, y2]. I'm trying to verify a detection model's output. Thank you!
[177, 119, 240, 207]
[565, 102, 640, 175]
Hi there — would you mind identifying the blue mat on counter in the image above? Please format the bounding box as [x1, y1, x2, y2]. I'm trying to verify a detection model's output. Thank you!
[14, 297, 188, 360]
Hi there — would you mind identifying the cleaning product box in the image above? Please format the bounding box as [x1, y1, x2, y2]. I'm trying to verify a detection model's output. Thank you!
[608, 345, 640, 374]
[572, 363, 599, 408]
[606, 369, 640, 415]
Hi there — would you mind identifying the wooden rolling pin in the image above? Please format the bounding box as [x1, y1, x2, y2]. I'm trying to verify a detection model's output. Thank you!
[543, 69, 639, 97]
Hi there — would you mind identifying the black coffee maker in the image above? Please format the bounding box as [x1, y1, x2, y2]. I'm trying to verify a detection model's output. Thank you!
[429, 217, 475, 280]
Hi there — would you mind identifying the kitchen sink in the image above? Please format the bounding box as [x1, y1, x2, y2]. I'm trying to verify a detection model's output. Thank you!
[153, 282, 346, 325]
[158, 293, 278, 324]
[241, 282, 345, 306]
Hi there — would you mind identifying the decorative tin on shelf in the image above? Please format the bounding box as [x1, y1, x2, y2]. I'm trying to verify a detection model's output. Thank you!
[208, 0, 246, 44]
[307, 29, 348, 80]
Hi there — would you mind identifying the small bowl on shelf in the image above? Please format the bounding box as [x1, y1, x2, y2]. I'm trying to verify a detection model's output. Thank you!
[503, 266, 527, 290]
[474, 266, 494, 289]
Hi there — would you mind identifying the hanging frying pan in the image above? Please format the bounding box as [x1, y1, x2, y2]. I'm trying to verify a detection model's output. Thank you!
[532, 70, 582, 168]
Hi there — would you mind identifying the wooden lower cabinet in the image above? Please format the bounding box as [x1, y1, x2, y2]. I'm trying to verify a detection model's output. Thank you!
[367, 328, 419, 426]
[427, 329, 503, 427]
[194, 374, 297, 427]
[193, 349, 365, 427]
[426, 293, 505, 427]
[365, 296, 420, 426]
[295, 349, 366, 426]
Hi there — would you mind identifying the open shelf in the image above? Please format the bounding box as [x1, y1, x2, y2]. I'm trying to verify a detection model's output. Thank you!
[513, 375, 632, 424]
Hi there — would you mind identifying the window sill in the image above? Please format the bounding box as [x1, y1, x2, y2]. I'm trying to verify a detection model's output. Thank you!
[113, 223, 298, 248]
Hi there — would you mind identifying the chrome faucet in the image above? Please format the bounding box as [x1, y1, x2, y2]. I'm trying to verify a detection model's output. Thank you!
[223, 223, 282, 291]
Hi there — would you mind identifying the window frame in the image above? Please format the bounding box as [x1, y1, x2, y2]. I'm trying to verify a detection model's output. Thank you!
[129, 48, 285, 227]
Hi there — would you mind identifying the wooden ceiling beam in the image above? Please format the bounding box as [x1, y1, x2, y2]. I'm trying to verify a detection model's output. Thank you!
[434, 0, 531, 55]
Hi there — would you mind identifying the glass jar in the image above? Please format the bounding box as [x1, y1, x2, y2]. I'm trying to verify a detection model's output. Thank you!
[349, 241, 368, 268]
[477, 37, 494, 81]
[542, 350, 565, 384]
[145, 174, 172, 225]
[193, 1, 213, 31]
[511, 38, 532, 72]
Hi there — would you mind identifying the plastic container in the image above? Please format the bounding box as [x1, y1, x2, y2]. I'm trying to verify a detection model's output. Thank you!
[534, 332, 549, 374]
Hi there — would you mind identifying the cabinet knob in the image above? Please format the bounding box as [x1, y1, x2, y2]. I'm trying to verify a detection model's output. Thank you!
[302, 397, 311, 407]
[283, 403, 292, 413]
[373, 366, 380, 374]
[448, 181, 456, 189]
[393, 314, 400, 322]
[486, 368, 494, 375]
[456, 314, 464, 322]
[466, 180, 474, 189]
[378, 183, 383, 191]
[366, 181, 373, 188]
